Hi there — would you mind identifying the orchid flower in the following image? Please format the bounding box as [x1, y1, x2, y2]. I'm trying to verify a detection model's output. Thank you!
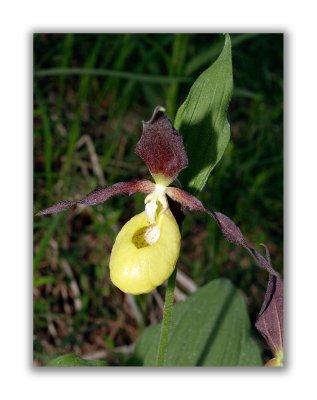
[36, 106, 282, 303]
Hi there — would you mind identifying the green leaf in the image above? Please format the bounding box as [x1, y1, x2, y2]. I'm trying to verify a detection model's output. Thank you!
[175, 33, 233, 193]
[47, 354, 107, 367]
[130, 279, 262, 366]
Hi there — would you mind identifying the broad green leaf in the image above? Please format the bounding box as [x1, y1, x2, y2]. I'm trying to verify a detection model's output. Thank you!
[47, 354, 107, 367]
[175, 34, 233, 193]
[130, 279, 262, 366]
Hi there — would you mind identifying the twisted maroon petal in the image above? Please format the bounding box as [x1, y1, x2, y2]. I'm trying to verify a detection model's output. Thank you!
[36, 179, 155, 216]
[135, 106, 188, 184]
[35, 200, 76, 216]
[166, 187, 279, 277]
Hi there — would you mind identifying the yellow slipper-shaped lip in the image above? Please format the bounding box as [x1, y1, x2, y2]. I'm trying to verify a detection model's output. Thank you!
[109, 209, 181, 295]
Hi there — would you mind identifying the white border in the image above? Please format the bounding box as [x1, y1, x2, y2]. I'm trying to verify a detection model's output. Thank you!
[1, 1, 316, 399]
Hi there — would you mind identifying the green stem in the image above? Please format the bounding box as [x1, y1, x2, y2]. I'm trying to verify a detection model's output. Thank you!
[156, 268, 177, 366]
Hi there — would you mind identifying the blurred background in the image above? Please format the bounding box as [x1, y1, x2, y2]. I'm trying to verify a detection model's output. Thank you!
[33, 33, 283, 365]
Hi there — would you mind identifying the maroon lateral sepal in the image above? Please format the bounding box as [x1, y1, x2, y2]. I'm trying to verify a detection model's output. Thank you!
[35, 179, 155, 216]
[255, 273, 284, 357]
[255, 244, 283, 358]
[135, 106, 188, 184]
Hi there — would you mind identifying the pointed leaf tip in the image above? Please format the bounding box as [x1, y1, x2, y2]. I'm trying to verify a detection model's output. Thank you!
[175, 33, 233, 193]
[135, 107, 188, 185]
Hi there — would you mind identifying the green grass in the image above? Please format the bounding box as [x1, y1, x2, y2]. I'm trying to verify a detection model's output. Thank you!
[33, 33, 283, 366]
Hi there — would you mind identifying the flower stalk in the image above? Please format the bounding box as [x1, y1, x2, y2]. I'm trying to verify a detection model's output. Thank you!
[156, 268, 177, 367]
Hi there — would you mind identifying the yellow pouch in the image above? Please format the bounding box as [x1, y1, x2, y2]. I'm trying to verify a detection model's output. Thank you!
[110, 209, 180, 294]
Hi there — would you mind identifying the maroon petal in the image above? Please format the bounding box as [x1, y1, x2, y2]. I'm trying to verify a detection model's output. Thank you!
[135, 106, 188, 185]
[166, 187, 205, 212]
[35, 179, 155, 216]
[35, 200, 76, 216]
[166, 187, 279, 276]
[78, 180, 155, 205]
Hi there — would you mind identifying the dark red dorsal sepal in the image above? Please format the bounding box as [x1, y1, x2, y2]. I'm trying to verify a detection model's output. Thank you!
[135, 106, 188, 186]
